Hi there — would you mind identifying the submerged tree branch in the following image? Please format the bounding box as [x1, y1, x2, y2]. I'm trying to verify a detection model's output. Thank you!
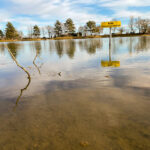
[33, 53, 41, 74]
[7, 46, 31, 107]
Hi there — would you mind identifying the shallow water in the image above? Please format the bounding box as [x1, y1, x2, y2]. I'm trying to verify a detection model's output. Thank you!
[0, 37, 150, 150]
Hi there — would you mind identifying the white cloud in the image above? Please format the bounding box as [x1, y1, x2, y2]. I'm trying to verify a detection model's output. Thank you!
[8, 0, 109, 24]
[1, 0, 111, 32]
[0, 0, 150, 33]
[0, 10, 12, 23]
[100, 0, 150, 8]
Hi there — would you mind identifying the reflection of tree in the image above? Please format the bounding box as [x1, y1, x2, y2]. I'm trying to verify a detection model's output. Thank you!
[33, 42, 42, 74]
[48, 41, 55, 54]
[55, 40, 64, 58]
[112, 38, 117, 54]
[66, 40, 76, 59]
[34, 42, 41, 56]
[78, 40, 84, 50]
[7, 43, 20, 58]
[128, 37, 133, 54]
[112, 38, 126, 54]
[79, 39, 102, 55]
[29, 41, 35, 53]
[0, 44, 5, 54]
[7, 45, 31, 108]
[85, 41, 96, 54]
[135, 37, 150, 52]
[86, 39, 102, 54]
[119, 38, 123, 45]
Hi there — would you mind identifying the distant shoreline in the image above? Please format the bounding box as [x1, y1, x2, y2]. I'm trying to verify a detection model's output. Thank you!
[0, 34, 150, 43]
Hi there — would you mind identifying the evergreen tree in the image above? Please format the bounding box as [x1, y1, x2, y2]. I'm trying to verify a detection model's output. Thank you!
[128, 16, 135, 33]
[65, 18, 75, 34]
[5, 22, 19, 39]
[54, 20, 62, 36]
[0, 30, 4, 39]
[46, 25, 53, 38]
[86, 21, 96, 34]
[33, 25, 40, 38]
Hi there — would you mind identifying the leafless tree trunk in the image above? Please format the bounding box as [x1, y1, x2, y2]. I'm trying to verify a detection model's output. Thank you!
[41, 27, 46, 38]
[112, 18, 117, 33]
[46, 25, 53, 38]
[27, 25, 33, 38]
[118, 27, 125, 34]
[140, 19, 150, 34]
[135, 17, 142, 33]
[128, 16, 135, 33]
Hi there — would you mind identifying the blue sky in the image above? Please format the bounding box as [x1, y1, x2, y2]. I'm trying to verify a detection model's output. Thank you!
[0, 0, 150, 35]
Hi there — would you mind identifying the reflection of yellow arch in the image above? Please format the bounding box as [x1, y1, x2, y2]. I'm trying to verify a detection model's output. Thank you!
[101, 61, 120, 67]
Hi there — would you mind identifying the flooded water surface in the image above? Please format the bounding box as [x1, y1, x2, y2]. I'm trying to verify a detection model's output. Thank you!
[0, 37, 150, 150]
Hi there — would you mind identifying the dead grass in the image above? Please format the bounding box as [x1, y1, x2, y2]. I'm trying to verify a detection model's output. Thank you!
[0, 34, 149, 43]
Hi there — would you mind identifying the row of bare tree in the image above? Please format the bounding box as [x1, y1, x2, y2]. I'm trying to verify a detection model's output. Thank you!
[1, 16, 150, 39]
[117, 17, 150, 34]
[27, 16, 150, 38]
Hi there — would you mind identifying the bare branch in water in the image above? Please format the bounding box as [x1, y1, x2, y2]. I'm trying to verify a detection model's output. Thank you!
[7, 46, 31, 108]
[33, 53, 41, 74]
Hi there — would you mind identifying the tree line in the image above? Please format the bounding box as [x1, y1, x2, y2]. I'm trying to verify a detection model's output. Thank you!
[0, 17, 150, 40]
